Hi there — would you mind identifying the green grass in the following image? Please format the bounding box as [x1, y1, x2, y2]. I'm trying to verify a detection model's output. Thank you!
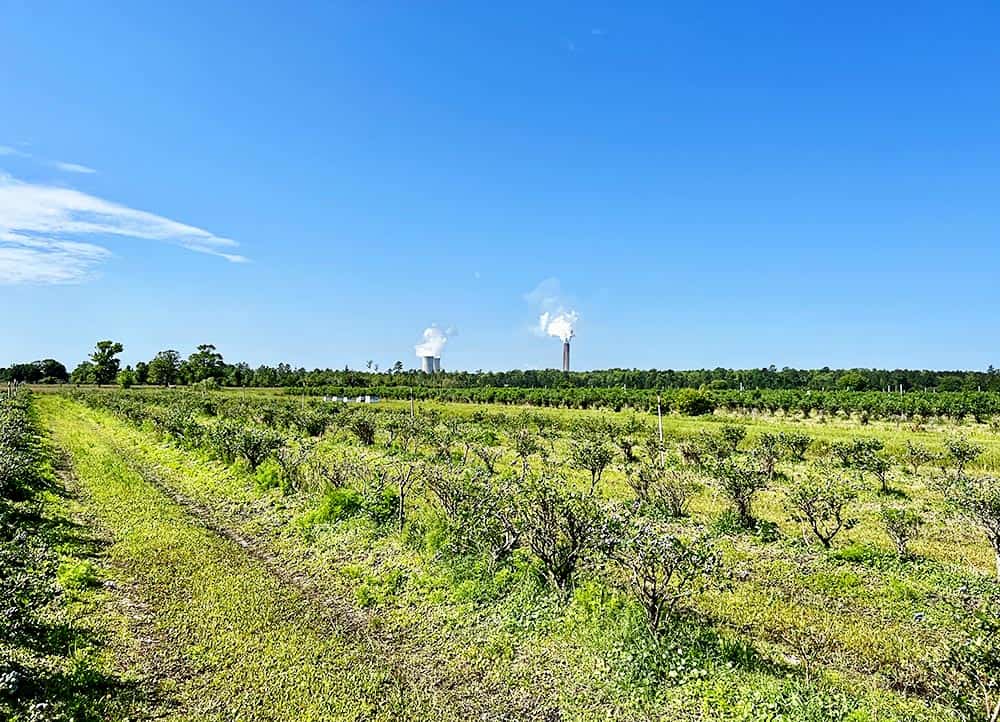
[55, 558, 100, 590]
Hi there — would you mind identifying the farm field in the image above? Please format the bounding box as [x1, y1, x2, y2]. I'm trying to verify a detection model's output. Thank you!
[8, 5, 1000, 721]
[4, 387, 999, 721]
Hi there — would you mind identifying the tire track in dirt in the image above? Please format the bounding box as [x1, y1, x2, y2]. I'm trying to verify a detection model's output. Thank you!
[51, 451, 184, 720]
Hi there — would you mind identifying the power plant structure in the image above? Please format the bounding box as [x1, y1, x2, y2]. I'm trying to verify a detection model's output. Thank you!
[414, 318, 578, 373]
[416, 326, 448, 373]
[539, 310, 577, 373]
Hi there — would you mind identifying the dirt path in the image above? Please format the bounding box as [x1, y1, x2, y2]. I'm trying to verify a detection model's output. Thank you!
[109, 447, 372, 640]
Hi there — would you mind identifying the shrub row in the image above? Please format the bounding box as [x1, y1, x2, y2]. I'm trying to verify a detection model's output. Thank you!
[286, 385, 1000, 421]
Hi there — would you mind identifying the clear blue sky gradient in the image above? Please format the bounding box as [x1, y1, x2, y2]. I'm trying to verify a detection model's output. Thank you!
[2, 1, 999, 371]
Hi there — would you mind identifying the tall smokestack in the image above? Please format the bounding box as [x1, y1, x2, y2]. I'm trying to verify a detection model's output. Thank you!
[421, 356, 435, 374]
[433, 357, 441, 373]
[539, 310, 577, 372]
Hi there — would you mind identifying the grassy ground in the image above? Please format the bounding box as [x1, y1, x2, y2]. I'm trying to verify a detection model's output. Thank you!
[32, 392, 999, 720]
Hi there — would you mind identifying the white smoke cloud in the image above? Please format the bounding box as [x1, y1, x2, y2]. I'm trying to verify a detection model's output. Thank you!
[538, 310, 577, 342]
[527, 278, 579, 343]
[414, 325, 454, 357]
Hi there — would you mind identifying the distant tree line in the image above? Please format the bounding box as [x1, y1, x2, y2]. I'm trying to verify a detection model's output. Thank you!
[3, 340, 1000, 393]
[0, 359, 69, 384]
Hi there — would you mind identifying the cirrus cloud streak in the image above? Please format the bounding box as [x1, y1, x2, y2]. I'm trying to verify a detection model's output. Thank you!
[0, 173, 246, 284]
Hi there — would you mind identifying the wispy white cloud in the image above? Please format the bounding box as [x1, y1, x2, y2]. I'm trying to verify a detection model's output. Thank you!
[0, 173, 247, 284]
[0, 145, 30, 158]
[524, 277, 566, 310]
[0, 233, 111, 284]
[52, 161, 97, 174]
[0, 142, 96, 174]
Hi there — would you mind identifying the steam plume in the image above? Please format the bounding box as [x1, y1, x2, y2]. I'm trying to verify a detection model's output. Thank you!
[414, 325, 453, 358]
[538, 311, 577, 342]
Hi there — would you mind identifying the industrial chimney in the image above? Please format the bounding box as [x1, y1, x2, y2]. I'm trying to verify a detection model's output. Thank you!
[562, 341, 570, 372]
[433, 357, 441, 373]
[421, 356, 435, 374]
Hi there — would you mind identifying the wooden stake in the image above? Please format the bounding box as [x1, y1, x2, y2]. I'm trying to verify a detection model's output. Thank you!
[657, 395, 665, 465]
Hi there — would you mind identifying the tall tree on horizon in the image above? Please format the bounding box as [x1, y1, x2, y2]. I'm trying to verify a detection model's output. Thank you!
[183, 344, 225, 383]
[147, 350, 182, 386]
[89, 341, 124, 386]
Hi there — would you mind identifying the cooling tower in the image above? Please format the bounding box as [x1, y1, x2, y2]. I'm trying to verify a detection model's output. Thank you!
[421, 356, 435, 374]
[562, 341, 570, 372]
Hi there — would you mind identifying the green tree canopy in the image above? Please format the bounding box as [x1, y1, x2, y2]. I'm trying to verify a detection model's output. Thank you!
[184, 344, 225, 383]
[148, 350, 182, 386]
[89, 341, 124, 386]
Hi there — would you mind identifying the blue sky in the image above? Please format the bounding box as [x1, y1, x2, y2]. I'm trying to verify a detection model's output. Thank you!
[2, 1, 999, 372]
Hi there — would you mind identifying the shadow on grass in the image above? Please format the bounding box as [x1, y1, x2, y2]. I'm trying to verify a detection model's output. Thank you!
[1, 657, 148, 722]
[877, 485, 910, 500]
[596, 608, 796, 696]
